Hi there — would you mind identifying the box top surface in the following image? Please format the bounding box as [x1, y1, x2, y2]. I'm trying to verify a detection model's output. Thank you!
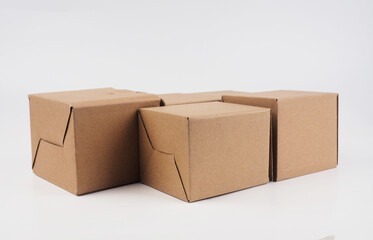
[158, 90, 248, 106]
[225, 90, 337, 100]
[158, 92, 221, 106]
[141, 102, 269, 119]
[29, 88, 160, 107]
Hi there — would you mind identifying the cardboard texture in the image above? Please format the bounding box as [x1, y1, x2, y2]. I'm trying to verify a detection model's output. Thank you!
[223, 90, 338, 181]
[139, 102, 271, 202]
[158, 90, 247, 106]
[29, 88, 160, 195]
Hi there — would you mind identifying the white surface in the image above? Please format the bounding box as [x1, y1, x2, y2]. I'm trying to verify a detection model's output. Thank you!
[1, 1, 372, 239]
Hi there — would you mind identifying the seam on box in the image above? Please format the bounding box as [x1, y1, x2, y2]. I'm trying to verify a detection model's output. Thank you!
[139, 111, 189, 201]
[269, 110, 273, 181]
[138, 111, 155, 149]
[62, 107, 73, 144]
[72, 109, 79, 195]
[336, 94, 339, 165]
[273, 101, 278, 181]
[32, 139, 41, 169]
[174, 156, 190, 202]
[160, 99, 166, 106]
[187, 117, 191, 201]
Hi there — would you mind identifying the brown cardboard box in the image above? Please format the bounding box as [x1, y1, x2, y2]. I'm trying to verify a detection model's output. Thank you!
[138, 102, 271, 202]
[223, 90, 338, 181]
[158, 90, 247, 106]
[29, 88, 160, 195]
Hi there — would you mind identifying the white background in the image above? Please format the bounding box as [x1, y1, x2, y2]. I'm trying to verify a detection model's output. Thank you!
[1, 0, 372, 239]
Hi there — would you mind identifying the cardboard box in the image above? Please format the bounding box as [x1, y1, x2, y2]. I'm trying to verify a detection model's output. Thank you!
[29, 88, 160, 195]
[138, 102, 271, 202]
[223, 90, 338, 181]
[158, 90, 247, 106]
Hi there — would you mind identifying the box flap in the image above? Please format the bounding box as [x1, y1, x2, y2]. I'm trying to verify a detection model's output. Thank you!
[29, 95, 72, 166]
[32, 111, 77, 194]
[139, 111, 189, 201]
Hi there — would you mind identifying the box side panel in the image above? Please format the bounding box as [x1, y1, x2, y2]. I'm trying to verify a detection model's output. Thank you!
[32, 112, 78, 194]
[276, 94, 338, 180]
[29, 95, 72, 163]
[73, 99, 159, 195]
[140, 109, 190, 200]
[188, 111, 270, 202]
[223, 95, 278, 180]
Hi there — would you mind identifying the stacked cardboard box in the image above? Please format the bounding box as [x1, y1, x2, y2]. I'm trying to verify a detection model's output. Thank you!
[28, 88, 338, 201]
[223, 90, 338, 181]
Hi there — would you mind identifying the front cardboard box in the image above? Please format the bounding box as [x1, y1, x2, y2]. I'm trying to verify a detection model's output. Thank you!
[29, 88, 160, 195]
[138, 102, 271, 202]
[223, 90, 338, 181]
